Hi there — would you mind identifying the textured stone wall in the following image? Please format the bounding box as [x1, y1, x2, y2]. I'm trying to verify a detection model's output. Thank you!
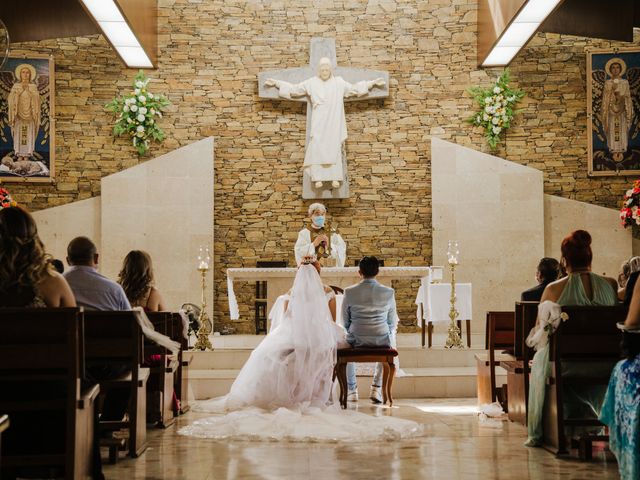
[7, 0, 636, 332]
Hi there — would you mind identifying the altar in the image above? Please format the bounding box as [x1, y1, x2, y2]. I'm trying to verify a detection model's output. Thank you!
[227, 266, 431, 321]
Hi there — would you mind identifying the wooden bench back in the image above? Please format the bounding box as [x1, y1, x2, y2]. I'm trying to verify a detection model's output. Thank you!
[486, 311, 515, 350]
[0, 308, 84, 476]
[544, 304, 627, 454]
[514, 301, 539, 359]
[0, 308, 83, 376]
[83, 311, 144, 366]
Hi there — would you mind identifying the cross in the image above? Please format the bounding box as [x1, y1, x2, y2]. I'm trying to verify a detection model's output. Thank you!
[258, 37, 389, 199]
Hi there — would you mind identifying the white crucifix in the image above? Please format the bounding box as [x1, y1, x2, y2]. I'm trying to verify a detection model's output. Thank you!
[258, 37, 389, 199]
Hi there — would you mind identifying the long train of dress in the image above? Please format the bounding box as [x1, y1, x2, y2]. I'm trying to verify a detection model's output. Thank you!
[178, 266, 423, 443]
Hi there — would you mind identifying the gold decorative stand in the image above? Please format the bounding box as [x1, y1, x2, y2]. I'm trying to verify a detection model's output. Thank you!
[445, 242, 464, 349]
[194, 250, 213, 351]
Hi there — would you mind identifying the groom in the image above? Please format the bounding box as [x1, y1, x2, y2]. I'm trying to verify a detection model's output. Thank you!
[342, 256, 396, 404]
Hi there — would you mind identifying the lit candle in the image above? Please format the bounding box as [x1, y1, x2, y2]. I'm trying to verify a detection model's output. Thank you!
[447, 241, 459, 265]
[197, 245, 211, 270]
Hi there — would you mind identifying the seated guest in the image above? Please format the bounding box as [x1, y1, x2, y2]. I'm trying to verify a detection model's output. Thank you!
[118, 250, 167, 311]
[521, 257, 560, 301]
[621, 256, 640, 305]
[342, 256, 396, 404]
[526, 230, 617, 447]
[63, 236, 131, 311]
[600, 276, 640, 480]
[0, 206, 75, 308]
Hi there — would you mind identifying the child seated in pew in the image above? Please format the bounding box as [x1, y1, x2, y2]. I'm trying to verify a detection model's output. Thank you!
[0, 206, 75, 308]
[526, 230, 618, 447]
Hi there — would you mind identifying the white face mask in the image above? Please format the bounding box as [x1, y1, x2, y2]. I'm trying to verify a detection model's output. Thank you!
[312, 215, 325, 228]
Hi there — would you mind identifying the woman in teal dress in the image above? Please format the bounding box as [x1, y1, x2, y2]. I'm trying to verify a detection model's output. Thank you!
[599, 275, 640, 479]
[525, 230, 618, 447]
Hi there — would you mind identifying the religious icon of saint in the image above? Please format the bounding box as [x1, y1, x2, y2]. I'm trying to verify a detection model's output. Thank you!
[7, 63, 41, 160]
[601, 58, 633, 162]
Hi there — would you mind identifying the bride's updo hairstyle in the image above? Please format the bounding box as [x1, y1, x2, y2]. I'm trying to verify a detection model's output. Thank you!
[560, 230, 593, 271]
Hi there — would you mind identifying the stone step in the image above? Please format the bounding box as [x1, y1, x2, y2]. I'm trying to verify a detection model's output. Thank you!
[189, 366, 506, 400]
[189, 346, 485, 370]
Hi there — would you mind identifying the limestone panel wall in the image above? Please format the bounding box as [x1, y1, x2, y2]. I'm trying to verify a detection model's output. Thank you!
[32, 196, 102, 264]
[8, 0, 638, 331]
[544, 195, 631, 279]
[431, 138, 545, 335]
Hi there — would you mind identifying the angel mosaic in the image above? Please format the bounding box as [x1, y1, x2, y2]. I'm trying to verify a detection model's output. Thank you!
[0, 56, 54, 182]
[588, 50, 640, 176]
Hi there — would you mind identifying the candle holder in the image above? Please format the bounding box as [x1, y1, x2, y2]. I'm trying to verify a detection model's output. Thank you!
[445, 241, 464, 349]
[193, 246, 213, 351]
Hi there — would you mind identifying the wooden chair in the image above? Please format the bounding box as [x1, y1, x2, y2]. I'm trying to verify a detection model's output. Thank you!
[501, 301, 539, 424]
[0, 308, 99, 479]
[145, 312, 178, 428]
[475, 311, 515, 406]
[84, 311, 149, 459]
[169, 312, 192, 414]
[334, 347, 398, 408]
[542, 305, 626, 458]
[329, 285, 344, 295]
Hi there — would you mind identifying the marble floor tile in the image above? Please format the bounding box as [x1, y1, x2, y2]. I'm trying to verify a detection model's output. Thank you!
[103, 398, 619, 480]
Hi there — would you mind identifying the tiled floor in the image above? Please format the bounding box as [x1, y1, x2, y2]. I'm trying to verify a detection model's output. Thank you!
[103, 399, 620, 480]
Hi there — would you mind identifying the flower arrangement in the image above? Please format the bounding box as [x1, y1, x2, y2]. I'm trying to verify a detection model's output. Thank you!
[620, 179, 640, 228]
[0, 187, 17, 209]
[467, 69, 525, 151]
[106, 70, 170, 156]
[526, 302, 568, 351]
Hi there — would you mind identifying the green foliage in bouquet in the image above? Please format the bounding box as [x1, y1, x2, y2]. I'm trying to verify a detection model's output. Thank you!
[467, 69, 525, 151]
[106, 70, 170, 156]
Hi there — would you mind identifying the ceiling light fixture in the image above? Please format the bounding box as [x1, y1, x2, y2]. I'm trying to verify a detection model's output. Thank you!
[79, 0, 154, 68]
[479, 0, 564, 67]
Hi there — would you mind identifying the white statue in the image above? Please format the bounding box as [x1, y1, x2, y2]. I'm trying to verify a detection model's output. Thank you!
[294, 202, 346, 267]
[265, 58, 385, 190]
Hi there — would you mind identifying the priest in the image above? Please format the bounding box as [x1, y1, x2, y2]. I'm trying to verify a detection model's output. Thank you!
[295, 203, 346, 267]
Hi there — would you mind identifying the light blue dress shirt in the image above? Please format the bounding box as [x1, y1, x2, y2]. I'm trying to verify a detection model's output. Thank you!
[64, 265, 132, 311]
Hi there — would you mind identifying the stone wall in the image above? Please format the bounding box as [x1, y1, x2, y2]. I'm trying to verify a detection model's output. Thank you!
[6, 0, 636, 332]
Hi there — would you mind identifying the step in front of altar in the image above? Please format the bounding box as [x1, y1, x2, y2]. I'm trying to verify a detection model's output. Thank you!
[188, 341, 506, 400]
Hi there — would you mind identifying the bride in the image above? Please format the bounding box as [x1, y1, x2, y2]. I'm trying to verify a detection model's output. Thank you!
[179, 262, 423, 442]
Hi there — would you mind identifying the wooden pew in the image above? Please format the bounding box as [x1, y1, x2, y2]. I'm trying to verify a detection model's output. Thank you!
[501, 301, 539, 424]
[169, 312, 192, 414]
[84, 311, 149, 459]
[145, 312, 178, 428]
[475, 311, 515, 406]
[542, 305, 626, 458]
[0, 308, 99, 479]
[0, 414, 8, 469]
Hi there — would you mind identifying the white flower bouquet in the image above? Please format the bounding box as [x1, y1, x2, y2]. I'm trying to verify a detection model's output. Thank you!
[467, 69, 525, 151]
[525, 301, 569, 351]
[106, 71, 170, 156]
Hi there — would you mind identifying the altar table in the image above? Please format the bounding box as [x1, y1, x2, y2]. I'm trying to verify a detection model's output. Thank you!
[227, 266, 431, 321]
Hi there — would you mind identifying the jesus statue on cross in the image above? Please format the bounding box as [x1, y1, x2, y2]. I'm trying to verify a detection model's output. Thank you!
[265, 58, 385, 191]
[259, 38, 389, 199]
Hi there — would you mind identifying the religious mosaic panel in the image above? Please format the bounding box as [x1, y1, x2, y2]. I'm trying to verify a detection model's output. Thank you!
[0, 55, 55, 182]
[588, 48, 640, 176]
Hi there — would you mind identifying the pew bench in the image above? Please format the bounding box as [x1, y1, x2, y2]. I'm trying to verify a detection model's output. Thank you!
[334, 347, 398, 408]
[0, 308, 99, 479]
[84, 311, 149, 460]
[542, 305, 626, 459]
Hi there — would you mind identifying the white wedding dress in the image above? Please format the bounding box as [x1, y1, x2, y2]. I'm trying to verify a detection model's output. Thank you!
[178, 265, 423, 442]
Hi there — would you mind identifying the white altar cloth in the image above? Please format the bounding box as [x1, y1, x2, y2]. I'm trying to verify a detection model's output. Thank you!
[415, 283, 472, 324]
[227, 266, 430, 320]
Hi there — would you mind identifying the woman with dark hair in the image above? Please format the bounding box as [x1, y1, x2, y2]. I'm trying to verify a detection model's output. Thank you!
[526, 230, 618, 447]
[600, 276, 640, 479]
[0, 206, 75, 308]
[118, 250, 166, 311]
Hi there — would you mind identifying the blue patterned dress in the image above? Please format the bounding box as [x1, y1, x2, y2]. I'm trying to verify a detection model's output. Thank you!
[599, 354, 640, 479]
